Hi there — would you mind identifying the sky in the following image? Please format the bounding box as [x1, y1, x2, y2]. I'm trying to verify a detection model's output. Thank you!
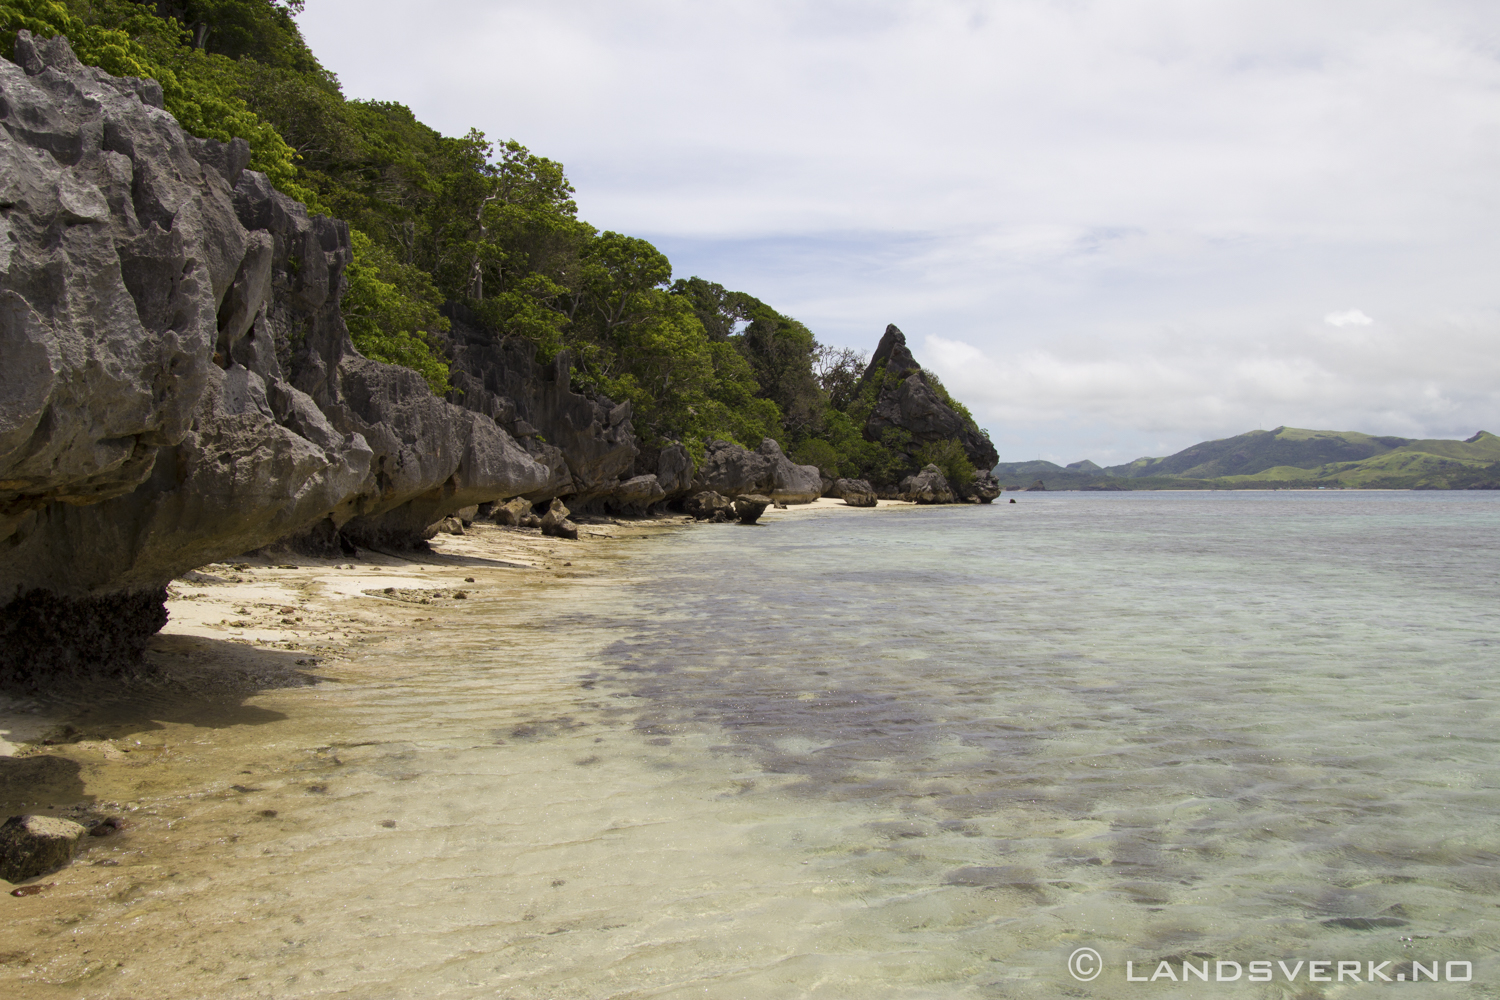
[298, 0, 1500, 465]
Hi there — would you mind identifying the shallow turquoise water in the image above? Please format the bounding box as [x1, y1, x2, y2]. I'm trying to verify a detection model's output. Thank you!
[583, 492, 1500, 995]
[29, 492, 1499, 999]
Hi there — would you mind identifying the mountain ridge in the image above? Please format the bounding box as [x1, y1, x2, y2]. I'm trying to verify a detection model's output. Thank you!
[995, 427, 1500, 490]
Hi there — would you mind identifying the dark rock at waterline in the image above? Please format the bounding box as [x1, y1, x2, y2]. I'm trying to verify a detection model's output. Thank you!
[836, 478, 878, 507]
[0, 815, 87, 883]
[733, 494, 772, 524]
[1027, 480, 1047, 491]
[684, 491, 734, 521]
[900, 465, 955, 504]
[692, 439, 821, 504]
[954, 471, 1002, 503]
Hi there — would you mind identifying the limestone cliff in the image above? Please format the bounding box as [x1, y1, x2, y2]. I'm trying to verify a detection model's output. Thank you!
[0, 33, 550, 682]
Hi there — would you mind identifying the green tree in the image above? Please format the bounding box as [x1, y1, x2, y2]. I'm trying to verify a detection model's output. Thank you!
[342, 229, 451, 394]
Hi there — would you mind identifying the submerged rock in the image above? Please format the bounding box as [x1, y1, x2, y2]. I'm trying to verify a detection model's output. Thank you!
[0, 815, 87, 883]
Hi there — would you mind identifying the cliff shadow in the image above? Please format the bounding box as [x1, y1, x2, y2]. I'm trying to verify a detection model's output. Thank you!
[5, 633, 316, 747]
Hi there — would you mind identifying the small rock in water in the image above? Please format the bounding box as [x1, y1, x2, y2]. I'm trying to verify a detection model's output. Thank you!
[380, 820, 397, 829]
[465, 577, 475, 583]
[11, 883, 51, 897]
[88, 816, 128, 837]
[259, 809, 278, 818]
[0, 815, 88, 882]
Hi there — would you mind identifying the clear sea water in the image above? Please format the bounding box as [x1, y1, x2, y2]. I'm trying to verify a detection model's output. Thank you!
[19, 492, 1500, 998]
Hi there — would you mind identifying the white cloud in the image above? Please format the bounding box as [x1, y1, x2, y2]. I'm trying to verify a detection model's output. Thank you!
[296, 0, 1500, 462]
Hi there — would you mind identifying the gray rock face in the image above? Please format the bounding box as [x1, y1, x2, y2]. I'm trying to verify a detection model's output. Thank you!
[859, 325, 999, 473]
[0, 814, 87, 882]
[0, 35, 548, 681]
[836, 478, 878, 507]
[646, 442, 695, 501]
[900, 464, 955, 504]
[692, 439, 821, 504]
[442, 313, 648, 511]
[954, 471, 1002, 504]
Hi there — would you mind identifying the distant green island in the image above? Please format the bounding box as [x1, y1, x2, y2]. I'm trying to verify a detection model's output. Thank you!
[996, 427, 1500, 491]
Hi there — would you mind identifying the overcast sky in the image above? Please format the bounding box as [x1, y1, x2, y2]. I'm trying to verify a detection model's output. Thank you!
[299, 0, 1500, 464]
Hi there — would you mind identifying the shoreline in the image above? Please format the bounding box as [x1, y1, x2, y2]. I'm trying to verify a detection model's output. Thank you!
[0, 497, 924, 993]
[0, 499, 910, 844]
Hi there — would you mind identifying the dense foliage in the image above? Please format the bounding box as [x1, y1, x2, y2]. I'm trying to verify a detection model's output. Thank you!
[2, 0, 992, 483]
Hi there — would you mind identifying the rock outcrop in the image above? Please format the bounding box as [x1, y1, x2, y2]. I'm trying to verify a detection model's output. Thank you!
[692, 439, 821, 504]
[443, 312, 670, 514]
[858, 324, 998, 473]
[900, 464, 955, 504]
[0, 34, 548, 682]
[954, 470, 1002, 503]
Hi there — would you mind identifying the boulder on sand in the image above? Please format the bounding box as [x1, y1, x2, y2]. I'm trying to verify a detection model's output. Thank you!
[539, 499, 579, 540]
[835, 478, 878, 507]
[0, 815, 88, 883]
[490, 497, 533, 526]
